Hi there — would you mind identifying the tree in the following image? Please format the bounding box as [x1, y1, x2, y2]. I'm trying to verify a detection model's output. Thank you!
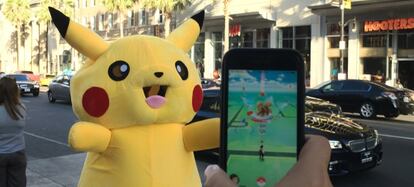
[2, 0, 31, 70]
[101, 0, 135, 38]
[37, 0, 73, 74]
[223, 0, 230, 53]
[142, 0, 192, 37]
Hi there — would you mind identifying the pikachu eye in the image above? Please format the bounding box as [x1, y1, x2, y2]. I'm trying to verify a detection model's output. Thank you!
[108, 60, 130, 81]
[175, 61, 188, 80]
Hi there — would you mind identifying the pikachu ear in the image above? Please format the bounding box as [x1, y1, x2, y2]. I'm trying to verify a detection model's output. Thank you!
[167, 11, 204, 53]
[48, 7, 109, 61]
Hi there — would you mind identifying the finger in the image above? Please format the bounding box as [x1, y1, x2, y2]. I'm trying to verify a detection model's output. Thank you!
[204, 165, 237, 187]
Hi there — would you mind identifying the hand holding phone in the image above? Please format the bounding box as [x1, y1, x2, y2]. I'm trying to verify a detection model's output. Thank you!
[206, 135, 332, 187]
[220, 49, 305, 186]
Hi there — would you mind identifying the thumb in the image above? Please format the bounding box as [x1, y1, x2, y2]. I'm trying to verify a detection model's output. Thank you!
[204, 165, 237, 187]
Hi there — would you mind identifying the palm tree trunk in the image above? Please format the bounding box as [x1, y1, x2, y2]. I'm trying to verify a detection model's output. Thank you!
[164, 12, 171, 37]
[119, 11, 124, 38]
[16, 27, 20, 70]
[46, 22, 49, 74]
[223, 0, 230, 53]
[38, 22, 41, 74]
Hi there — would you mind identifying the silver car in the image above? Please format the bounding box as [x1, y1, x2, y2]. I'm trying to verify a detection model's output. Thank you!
[48, 75, 72, 103]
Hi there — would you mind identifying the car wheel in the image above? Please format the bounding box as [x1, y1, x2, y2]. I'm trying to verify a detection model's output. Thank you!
[48, 91, 56, 103]
[360, 102, 376, 118]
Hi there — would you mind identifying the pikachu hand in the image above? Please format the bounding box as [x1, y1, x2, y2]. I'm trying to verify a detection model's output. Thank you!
[68, 121, 111, 152]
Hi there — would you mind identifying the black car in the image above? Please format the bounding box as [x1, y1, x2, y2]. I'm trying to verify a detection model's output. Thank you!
[192, 87, 383, 175]
[200, 78, 220, 89]
[398, 88, 414, 115]
[48, 75, 72, 103]
[306, 80, 406, 118]
[6, 74, 40, 96]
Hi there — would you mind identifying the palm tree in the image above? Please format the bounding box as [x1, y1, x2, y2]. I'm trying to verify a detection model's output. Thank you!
[101, 0, 135, 38]
[36, 0, 73, 74]
[142, 0, 192, 37]
[223, 0, 230, 53]
[1, 0, 31, 71]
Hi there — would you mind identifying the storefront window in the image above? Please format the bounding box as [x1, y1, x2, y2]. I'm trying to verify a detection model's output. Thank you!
[279, 26, 311, 86]
[330, 58, 348, 80]
[327, 23, 349, 48]
[362, 34, 388, 48]
[212, 32, 223, 72]
[242, 32, 253, 47]
[194, 33, 205, 78]
[230, 36, 241, 49]
[256, 28, 270, 48]
[363, 58, 386, 83]
[398, 30, 414, 49]
[280, 27, 293, 48]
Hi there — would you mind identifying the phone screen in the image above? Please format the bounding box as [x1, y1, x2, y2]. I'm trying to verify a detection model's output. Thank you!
[226, 70, 297, 187]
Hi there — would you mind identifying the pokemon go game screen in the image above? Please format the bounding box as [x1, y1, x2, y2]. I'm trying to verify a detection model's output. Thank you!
[226, 70, 297, 187]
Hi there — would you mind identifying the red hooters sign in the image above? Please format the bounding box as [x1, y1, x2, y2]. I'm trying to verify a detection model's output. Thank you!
[364, 18, 414, 32]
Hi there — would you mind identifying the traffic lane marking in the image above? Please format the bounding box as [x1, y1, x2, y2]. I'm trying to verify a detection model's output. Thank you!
[379, 133, 414, 141]
[24, 131, 69, 147]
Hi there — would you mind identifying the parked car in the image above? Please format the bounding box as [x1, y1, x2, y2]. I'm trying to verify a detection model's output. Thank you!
[306, 80, 407, 118]
[48, 75, 72, 103]
[191, 87, 383, 175]
[200, 78, 220, 89]
[398, 88, 414, 115]
[5, 74, 40, 96]
[15, 70, 41, 82]
[40, 74, 56, 86]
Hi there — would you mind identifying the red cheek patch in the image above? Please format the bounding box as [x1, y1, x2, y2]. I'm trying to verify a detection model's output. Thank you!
[192, 85, 203, 112]
[82, 87, 109, 117]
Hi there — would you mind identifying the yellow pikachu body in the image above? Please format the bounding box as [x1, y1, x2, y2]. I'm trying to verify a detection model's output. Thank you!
[49, 7, 220, 187]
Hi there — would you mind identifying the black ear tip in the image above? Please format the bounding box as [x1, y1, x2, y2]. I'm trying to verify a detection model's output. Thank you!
[48, 7, 70, 38]
[191, 11, 204, 30]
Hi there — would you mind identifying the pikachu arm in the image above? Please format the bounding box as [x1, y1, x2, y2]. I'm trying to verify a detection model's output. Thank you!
[68, 121, 111, 152]
[183, 118, 220, 152]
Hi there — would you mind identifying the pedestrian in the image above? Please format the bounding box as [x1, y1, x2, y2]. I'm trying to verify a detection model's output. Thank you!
[0, 77, 27, 187]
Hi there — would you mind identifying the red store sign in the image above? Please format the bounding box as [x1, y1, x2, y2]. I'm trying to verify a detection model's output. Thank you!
[364, 18, 414, 32]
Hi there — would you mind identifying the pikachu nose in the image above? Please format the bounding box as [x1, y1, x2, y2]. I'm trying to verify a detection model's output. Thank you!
[154, 72, 164, 78]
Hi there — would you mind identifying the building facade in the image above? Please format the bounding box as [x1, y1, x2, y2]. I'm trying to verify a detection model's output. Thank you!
[0, 0, 168, 76]
[181, 0, 321, 87]
[182, 0, 414, 89]
[310, 0, 414, 90]
[53, 0, 168, 75]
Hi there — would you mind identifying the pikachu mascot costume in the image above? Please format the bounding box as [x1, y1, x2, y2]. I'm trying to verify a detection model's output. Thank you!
[48, 7, 220, 187]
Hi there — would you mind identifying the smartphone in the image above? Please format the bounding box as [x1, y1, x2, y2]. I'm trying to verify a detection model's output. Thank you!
[220, 48, 305, 187]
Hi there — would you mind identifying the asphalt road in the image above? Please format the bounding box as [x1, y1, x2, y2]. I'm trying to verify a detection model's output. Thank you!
[21, 92, 414, 186]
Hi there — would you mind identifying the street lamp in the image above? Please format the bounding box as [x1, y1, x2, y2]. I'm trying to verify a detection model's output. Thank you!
[339, 2, 345, 75]
[337, 0, 352, 79]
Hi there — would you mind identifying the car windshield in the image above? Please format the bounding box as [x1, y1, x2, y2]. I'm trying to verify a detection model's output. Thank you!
[312, 80, 331, 89]
[8, 75, 29, 81]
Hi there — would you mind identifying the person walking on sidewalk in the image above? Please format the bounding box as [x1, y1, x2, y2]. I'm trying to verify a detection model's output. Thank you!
[0, 77, 27, 187]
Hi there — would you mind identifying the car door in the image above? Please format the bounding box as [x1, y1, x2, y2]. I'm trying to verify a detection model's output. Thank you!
[319, 81, 344, 104]
[61, 76, 71, 101]
[338, 81, 369, 112]
[54, 76, 64, 99]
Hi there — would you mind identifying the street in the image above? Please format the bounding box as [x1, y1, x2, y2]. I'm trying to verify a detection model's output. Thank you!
[23, 92, 414, 187]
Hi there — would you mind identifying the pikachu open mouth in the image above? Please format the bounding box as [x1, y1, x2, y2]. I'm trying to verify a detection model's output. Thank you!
[143, 85, 168, 109]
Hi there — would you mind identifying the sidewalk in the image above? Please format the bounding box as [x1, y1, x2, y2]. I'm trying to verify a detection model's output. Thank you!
[27, 153, 210, 187]
[27, 153, 84, 187]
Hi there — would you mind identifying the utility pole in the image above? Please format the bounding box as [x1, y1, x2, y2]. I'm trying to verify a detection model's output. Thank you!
[339, 1, 345, 74]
